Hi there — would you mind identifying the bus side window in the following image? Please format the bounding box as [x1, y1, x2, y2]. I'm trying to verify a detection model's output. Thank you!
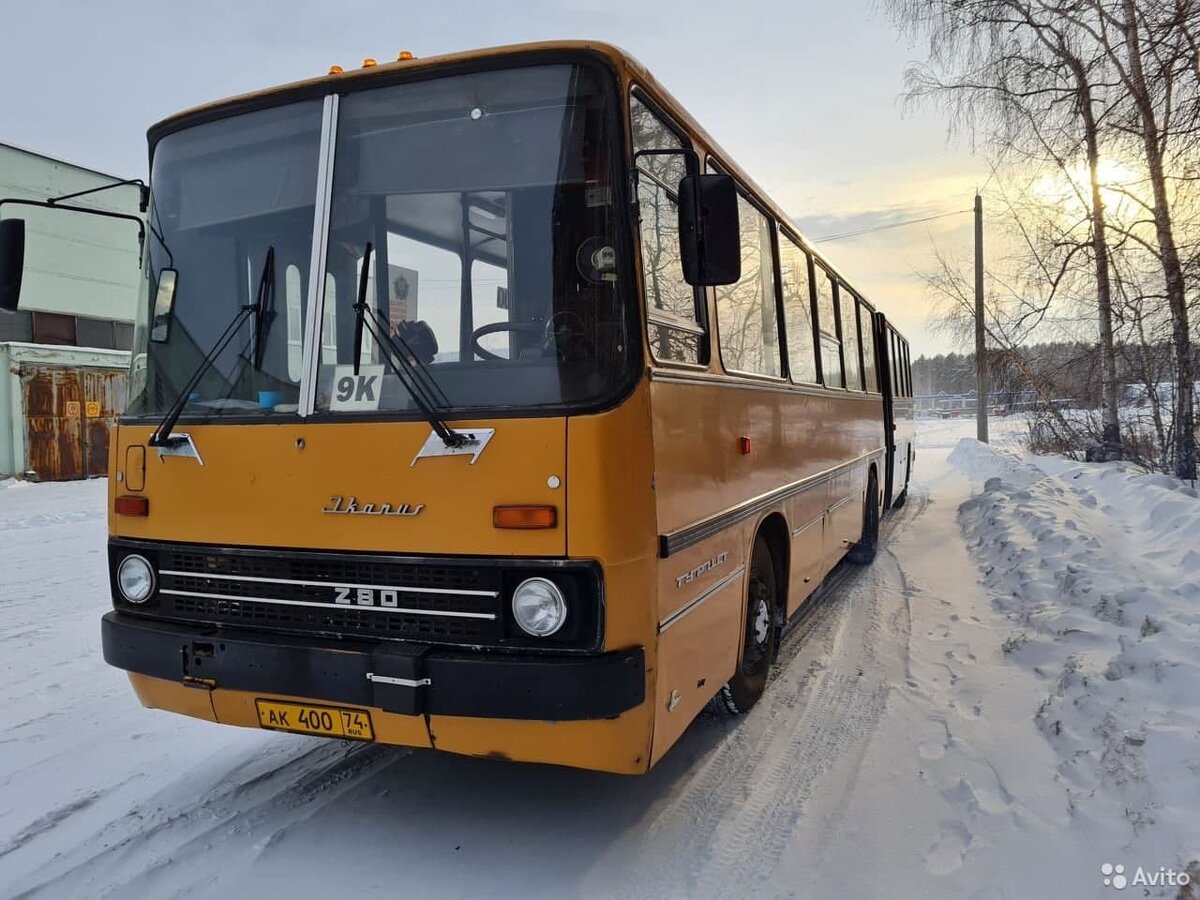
[814, 267, 843, 388]
[904, 341, 912, 397]
[631, 95, 703, 365]
[713, 190, 781, 377]
[839, 283, 863, 390]
[779, 234, 818, 384]
[890, 330, 901, 397]
[858, 302, 878, 392]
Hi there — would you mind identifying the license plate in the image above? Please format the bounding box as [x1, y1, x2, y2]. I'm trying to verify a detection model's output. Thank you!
[255, 699, 374, 741]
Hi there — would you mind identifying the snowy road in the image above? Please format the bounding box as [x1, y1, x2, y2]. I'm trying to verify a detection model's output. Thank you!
[2, 418, 1197, 899]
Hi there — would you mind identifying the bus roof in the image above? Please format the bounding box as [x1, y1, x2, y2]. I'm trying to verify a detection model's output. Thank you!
[148, 39, 894, 335]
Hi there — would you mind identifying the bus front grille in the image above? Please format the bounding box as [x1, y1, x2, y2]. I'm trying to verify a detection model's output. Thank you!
[153, 546, 504, 645]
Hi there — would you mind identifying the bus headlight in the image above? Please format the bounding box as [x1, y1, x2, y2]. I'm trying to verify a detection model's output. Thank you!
[511, 577, 567, 637]
[117, 554, 155, 604]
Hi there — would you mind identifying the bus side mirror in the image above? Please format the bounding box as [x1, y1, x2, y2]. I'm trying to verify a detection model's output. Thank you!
[0, 218, 26, 313]
[678, 174, 740, 286]
[149, 268, 178, 343]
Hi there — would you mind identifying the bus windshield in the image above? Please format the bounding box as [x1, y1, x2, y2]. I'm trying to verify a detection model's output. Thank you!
[127, 62, 631, 421]
[128, 101, 324, 418]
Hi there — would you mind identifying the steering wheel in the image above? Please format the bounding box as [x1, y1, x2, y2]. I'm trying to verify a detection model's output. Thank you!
[470, 317, 597, 362]
[470, 321, 545, 361]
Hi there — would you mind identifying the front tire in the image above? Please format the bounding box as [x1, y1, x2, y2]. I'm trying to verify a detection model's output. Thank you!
[848, 472, 880, 565]
[710, 536, 778, 716]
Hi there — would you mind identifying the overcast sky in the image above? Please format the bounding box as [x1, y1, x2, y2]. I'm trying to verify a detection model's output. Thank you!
[0, 0, 992, 357]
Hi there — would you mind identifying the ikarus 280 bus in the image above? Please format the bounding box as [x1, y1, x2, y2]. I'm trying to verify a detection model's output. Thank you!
[0, 41, 915, 774]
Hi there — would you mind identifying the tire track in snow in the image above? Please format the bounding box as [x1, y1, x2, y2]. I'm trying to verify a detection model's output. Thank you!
[10, 741, 400, 899]
[0, 792, 106, 861]
[607, 489, 926, 899]
[689, 554, 909, 898]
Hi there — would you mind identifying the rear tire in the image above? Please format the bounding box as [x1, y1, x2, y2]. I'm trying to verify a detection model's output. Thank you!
[848, 472, 880, 565]
[709, 536, 778, 716]
[893, 448, 911, 509]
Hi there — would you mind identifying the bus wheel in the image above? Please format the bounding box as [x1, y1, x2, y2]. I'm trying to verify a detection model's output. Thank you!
[892, 449, 912, 508]
[848, 472, 880, 565]
[711, 536, 778, 716]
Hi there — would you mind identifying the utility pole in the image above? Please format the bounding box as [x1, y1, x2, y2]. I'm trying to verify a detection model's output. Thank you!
[974, 192, 989, 444]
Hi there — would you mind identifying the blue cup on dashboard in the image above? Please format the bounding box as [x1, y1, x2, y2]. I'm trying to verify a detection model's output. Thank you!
[258, 390, 283, 410]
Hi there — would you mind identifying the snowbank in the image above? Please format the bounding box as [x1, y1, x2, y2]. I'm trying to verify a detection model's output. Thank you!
[952, 438, 1200, 877]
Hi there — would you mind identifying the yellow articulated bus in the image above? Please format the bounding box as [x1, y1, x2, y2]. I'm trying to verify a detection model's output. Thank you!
[0, 41, 915, 774]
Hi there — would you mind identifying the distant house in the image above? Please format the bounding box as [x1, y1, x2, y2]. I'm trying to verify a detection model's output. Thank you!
[0, 142, 144, 480]
[1121, 382, 1200, 407]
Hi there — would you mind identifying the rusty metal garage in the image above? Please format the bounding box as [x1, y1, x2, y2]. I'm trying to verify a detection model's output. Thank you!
[0, 343, 129, 481]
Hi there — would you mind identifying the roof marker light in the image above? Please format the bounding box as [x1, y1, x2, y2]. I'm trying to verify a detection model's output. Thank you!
[362, 57, 378, 68]
[328, 65, 344, 75]
[398, 50, 415, 61]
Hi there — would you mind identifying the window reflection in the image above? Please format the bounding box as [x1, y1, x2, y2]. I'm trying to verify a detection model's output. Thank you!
[859, 303, 878, 392]
[839, 284, 863, 390]
[715, 194, 780, 377]
[779, 235, 817, 384]
[632, 96, 702, 365]
[815, 268, 843, 388]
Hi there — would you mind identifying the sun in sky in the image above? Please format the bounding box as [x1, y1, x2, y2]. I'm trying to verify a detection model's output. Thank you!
[1028, 157, 1144, 214]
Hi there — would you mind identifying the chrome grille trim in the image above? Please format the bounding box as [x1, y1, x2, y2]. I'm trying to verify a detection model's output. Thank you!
[158, 569, 498, 598]
[159, 589, 498, 620]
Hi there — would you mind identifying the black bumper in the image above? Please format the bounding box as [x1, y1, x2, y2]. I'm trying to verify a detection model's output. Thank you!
[101, 612, 645, 721]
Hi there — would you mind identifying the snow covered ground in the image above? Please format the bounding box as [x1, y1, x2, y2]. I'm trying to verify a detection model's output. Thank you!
[2, 417, 1198, 899]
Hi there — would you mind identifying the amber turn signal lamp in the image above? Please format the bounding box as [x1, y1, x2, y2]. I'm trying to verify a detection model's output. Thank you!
[114, 495, 149, 517]
[493, 505, 557, 529]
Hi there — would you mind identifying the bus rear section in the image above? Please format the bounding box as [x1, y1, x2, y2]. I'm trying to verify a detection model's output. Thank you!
[876, 312, 915, 509]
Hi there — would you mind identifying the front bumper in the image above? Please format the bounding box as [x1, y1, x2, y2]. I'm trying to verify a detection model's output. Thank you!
[101, 612, 645, 721]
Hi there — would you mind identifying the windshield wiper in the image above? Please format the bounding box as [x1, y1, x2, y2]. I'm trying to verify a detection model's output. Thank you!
[149, 247, 274, 447]
[350, 242, 470, 448]
[251, 246, 275, 369]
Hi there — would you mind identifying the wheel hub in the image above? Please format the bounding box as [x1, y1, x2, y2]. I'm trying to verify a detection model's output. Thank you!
[752, 594, 770, 645]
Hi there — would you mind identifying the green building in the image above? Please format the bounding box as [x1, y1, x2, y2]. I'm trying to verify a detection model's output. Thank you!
[0, 142, 143, 479]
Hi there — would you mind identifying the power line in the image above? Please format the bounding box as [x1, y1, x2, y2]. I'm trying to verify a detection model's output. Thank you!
[812, 208, 971, 243]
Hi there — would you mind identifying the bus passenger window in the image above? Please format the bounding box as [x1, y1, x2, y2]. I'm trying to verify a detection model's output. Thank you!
[632, 96, 703, 365]
[815, 268, 843, 388]
[779, 235, 817, 384]
[890, 331, 901, 396]
[839, 284, 863, 390]
[714, 193, 781, 377]
[859, 303, 878, 392]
